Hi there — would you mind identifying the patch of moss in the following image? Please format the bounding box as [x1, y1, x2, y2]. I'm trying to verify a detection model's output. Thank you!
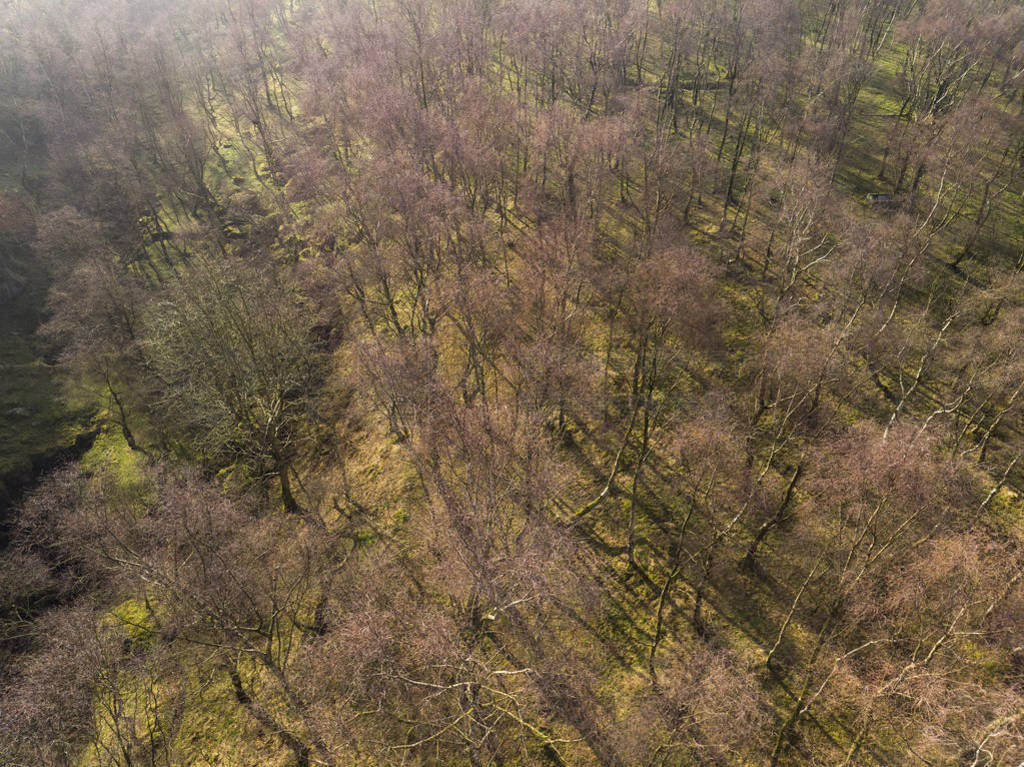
[79, 430, 149, 490]
[109, 598, 158, 648]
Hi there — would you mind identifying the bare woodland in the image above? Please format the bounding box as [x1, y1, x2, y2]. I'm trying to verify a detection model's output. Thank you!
[1, 0, 1024, 764]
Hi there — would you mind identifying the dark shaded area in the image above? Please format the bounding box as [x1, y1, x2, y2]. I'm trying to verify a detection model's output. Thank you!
[0, 232, 95, 533]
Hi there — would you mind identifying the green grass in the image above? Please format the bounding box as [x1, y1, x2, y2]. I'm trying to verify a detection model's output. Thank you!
[79, 429, 151, 494]
[108, 598, 158, 648]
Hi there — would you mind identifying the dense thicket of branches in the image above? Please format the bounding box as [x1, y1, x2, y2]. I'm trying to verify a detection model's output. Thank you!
[2, 0, 1024, 764]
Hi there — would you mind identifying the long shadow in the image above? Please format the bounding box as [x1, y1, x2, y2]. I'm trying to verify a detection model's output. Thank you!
[0, 235, 95, 535]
